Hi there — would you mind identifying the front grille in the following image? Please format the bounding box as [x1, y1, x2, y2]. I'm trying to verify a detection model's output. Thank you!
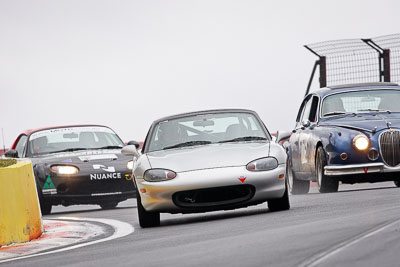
[380, 130, 400, 167]
[173, 185, 255, 208]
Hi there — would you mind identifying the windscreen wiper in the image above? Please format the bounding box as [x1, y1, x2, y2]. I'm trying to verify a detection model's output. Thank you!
[95, 145, 124, 149]
[358, 109, 391, 114]
[219, 136, 268, 143]
[323, 111, 357, 117]
[49, 148, 89, 153]
[163, 141, 212, 150]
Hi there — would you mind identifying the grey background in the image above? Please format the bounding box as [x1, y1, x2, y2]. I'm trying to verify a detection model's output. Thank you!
[1, 0, 399, 146]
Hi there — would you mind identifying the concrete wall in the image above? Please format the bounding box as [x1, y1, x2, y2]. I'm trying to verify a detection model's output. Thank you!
[0, 162, 42, 247]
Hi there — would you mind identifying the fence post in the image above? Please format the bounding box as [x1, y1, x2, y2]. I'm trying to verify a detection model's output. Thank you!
[319, 56, 327, 88]
[383, 49, 391, 82]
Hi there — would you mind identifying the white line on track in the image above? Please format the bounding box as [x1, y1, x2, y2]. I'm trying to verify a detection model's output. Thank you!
[0, 217, 134, 264]
[299, 218, 400, 267]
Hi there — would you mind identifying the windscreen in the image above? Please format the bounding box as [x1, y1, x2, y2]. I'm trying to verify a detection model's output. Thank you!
[147, 112, 268, 152]
[27, 126, 124, 157]
[321, 89, 400, 117]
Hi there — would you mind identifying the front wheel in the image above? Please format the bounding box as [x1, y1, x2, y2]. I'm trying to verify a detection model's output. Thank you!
[268, 178, 290, 212]
[40, 200, 52, 215]
[316, 146, 339, 193]
[99, 201, 118, 210]
[287, 158, 310, 194]
[137, 195, 160, 228]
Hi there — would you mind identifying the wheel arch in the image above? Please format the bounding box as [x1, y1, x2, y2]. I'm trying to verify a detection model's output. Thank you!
[312, 141, 325, 182]
[286, 145, 293, 167]
[314, 141, 324, 161]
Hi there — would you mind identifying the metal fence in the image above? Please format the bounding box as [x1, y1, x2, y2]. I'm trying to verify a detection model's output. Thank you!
[304, 34, 400, 95]
[373, 34, 400, 85]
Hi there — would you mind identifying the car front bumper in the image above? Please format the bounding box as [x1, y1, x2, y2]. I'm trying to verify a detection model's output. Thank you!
[324, 162, 400, 176]
[42, 190, 136, 205]
[136, 165, 287, 213]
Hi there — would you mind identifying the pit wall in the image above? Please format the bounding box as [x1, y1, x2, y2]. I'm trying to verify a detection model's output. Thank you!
[0, 162, 43, 247]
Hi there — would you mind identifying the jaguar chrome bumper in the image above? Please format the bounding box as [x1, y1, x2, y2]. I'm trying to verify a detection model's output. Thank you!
[323, 162, 400, 176]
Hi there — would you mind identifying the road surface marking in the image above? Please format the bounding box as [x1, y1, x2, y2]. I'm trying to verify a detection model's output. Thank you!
[300, 218, 400, 267]
[0, 217, 134, 264]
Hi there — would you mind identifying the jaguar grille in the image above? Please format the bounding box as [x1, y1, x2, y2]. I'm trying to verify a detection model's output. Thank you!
[380, 130, 400, 167]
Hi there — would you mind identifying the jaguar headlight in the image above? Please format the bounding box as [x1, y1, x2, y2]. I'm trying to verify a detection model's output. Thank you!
[143, 169, 176, 182]
[353, 135, 369, 151]
[50, 165, 79, 175]
[246, 157, 278, 171]
[127, 160, 134, 170]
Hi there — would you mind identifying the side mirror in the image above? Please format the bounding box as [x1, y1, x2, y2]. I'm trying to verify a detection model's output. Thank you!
[127, 140, 140, 149]
[276, 131, 291, 144]
[4, 149, 18, 158]
[301, 120, 311, 128]
[121, 145, 140, 158]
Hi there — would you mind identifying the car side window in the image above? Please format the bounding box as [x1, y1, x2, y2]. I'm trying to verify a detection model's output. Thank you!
[296, 98, 308, 125]
[297, 96, 312, 127]
[15, 135, 28, 157]
[296, 95, 319, 126]
[309, 96, 319, 122]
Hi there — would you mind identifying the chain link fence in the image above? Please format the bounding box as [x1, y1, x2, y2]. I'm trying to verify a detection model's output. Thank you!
[373, 34, 400, 84]
[304, 34, 400, 94]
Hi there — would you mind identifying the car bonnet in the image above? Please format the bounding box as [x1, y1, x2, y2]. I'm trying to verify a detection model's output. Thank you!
[319, 113, 400, 132]
[145, 142, 270, 173]
[30, 149, 132, 168]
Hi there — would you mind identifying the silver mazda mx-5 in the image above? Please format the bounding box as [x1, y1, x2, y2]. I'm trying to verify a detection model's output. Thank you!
[123, 109, 290, 227]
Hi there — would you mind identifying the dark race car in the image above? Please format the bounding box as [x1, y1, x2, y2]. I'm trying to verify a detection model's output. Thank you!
[287, 82, 400, 194]
[4, 125, 138, 214]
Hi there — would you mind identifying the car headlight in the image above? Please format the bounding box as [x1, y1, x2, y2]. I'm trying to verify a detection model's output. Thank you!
[143, 169, 176, 182]
[246, 157, 278, 171]
[50, 165, 79, 175]
[127, 160, 134, 170]
[353, 135, 369, 151]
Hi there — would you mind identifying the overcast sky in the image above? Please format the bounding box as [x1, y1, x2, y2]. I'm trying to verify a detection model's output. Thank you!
[1, 0, 399, 147]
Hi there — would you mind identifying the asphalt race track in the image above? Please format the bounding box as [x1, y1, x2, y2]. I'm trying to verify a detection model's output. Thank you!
[3, 182, 400, 267]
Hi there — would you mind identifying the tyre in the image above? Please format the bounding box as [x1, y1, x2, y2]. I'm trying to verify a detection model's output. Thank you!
[268, 175, 290, 212]
[99, 202, 118, 210]
[316, 146, 339, 193]
[40, 200, 52, 215]
[137, 195, 160, 228]
[36, 176, 52, 215]
[394, 180, 400, 187]
[287, 158, 310, 194]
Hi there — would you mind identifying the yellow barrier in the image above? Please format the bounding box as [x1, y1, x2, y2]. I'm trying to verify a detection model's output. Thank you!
[0, 162, 43, 247]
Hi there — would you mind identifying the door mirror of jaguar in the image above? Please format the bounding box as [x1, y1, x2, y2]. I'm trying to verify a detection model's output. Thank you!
[301, 120, 311, 128]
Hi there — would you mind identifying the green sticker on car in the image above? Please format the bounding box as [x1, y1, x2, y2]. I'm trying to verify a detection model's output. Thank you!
[43, 175, 56, 189]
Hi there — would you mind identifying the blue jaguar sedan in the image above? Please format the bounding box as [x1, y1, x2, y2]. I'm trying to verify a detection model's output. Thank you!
[287, 82, 400, 194]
